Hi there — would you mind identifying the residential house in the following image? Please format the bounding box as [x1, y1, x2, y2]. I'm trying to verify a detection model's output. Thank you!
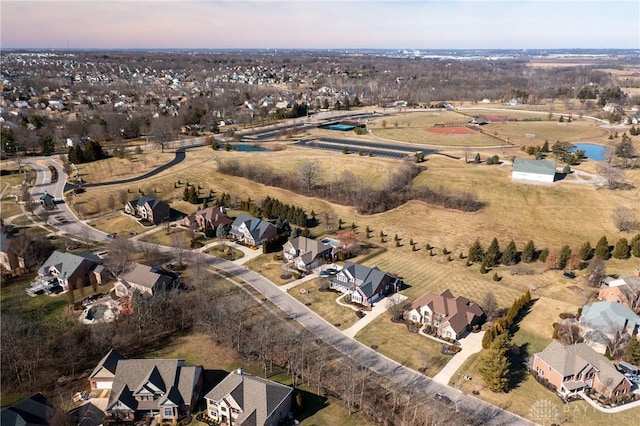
[90, 349, 126, 390]
[532, 341, 631, 400]
[124, 196, 170, 225]
[34, 250, 103, 291]
[599, 271, 640, 311]
[0, 232, 25, 278]
[1, 393, 57, 426]
[329, 261, 401, 308]
[229, 214, 277, 247]
[579, 301, 640, 354]
[404, 289, 485, 340]
[181, 206, 232, 231]
[204, 368, 292, 426]
[115, 262, 180, 297]
[511, 158, 557, 183]
[101, 354, 203, 424]
[282, 236, 333, 272]
[603, 103, 622, 113]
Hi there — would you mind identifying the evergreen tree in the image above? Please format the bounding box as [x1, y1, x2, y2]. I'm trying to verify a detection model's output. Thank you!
[183, 185, 190, 201]
[612, 238, 630, 259]
[521, 240, 536, 263]
[502, 240, 518, 265]
[595, 236, 611, 260]
[579, 241, 593, 261]
[478, 334, 512, 393]
[484, 238, 501, 267]
[468, 239, 484, 263]
[541, 140, 550, 152]
[631, 234, 640, 258]
[474, 152, 481, 163]
[538, 248, 549, 263]
[559, 245, 572, 269]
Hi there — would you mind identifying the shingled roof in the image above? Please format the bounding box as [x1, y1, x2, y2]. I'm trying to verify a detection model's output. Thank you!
[409, 289, 485, 335]
[205, 369, 292, 425]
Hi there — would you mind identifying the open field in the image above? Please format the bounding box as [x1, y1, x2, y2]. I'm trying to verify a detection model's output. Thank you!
[369, 113, 502, 146]
[355, 312, 451, 376]
[0, 200, 23, 218]
[74, 151, 177, 184]
[289, 279, 359, 330]
[485, 118, 611, 147]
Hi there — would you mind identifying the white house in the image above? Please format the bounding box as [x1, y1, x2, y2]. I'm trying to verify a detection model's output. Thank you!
[511, 158, 557, 183]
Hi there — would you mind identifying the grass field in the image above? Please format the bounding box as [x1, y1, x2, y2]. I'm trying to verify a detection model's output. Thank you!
[289, 279, 359, 330]
[87, 212, 146, 236]
[205, 244, 244, 261]
[243, 254, 297, 286]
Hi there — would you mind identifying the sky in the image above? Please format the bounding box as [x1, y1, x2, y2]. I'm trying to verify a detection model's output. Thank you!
[1, 0, 639, 50]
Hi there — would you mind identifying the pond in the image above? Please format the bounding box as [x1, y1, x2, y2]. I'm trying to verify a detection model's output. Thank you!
[229, 144, 269, 152]
[573, 143, 606, 161]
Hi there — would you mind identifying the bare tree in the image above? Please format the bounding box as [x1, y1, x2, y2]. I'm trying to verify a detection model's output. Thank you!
[386, 295, 406, 321]
[21, 183, 34, 214]
[557, 319, 583, 345]
[298, 160, 323, 191]
[118, 189, 128, 206]
[104, 238, 133, 277]
[585, 258, 606, 288]
[612, 206, 637, 232]
[170, 232, 188, 267]
[107, 194, 116, 212]
[597, 163, 623, 189]
[481, 292, 499, 319]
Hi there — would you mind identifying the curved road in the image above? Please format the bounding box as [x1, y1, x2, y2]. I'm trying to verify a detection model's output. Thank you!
[21, 123, 535, 425]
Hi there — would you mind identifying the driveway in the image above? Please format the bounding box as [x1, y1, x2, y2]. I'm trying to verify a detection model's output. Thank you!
[342, 293, 407, 338]
[432, 331, 485, 386]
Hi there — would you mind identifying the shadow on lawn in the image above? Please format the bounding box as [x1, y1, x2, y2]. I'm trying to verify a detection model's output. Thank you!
[292, 388, 329, 423]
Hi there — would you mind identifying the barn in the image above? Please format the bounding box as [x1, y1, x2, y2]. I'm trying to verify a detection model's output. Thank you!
[511, 158, 557, 183]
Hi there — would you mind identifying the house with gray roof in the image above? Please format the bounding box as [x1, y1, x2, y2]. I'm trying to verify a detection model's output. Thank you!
[99, 353, 203, 424]
[229, 214, 277, 247]
[532, 341, 631, 401]
[204, 368, 292, 426]
[115, 262, 180, 297]
[89, 349, 125, 390]
[1, 393, 57, 426]
[330, 261, 401, 308]
[124, 196, 170, 225]
[579, 301, 640, 354]
[33, 250, 103, 292]
[282, 236, 333, 273]
[511, 158, 557, 183]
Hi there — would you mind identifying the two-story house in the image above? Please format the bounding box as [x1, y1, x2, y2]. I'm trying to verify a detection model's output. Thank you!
[329, 261, 401, 308]
[204, 368, 292, 426]
[97, 352, 203, 424]
[404, 289, 485, 340]
[181, 206, 233, 231]
[282, 236, 333, 273]
[34, 250, 104, 292]
[532, 341, 631, 401]
[599, 271, 640, 311]
[124, 196, 170, 225]
[229, 214, 277, 247]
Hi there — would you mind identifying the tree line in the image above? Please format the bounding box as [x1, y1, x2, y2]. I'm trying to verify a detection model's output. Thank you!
[217, 158, 483, 214]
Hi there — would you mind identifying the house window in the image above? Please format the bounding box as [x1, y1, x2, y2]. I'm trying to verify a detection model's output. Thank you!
[220, 406, 227, 412]
[163, 408, 174, 418]
[209, 410, 218, 418]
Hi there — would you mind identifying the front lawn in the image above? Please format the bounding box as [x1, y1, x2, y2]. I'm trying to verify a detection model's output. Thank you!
[243, 253, 298, 286]
[355, 312, 450, 376]
[289, 279, 359, 330]
[206, 244, 244, 261]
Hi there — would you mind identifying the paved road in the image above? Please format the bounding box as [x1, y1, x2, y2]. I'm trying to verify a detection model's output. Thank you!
[20, 145, 535, 426]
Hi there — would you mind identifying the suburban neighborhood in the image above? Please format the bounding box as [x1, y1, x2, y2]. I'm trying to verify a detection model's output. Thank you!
[1, 44, 640, 426]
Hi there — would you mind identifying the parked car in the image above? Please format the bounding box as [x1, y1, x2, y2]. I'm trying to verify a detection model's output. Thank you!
[434, 393, 452, 405]
[319, 268, 338, 277]
[106, 233, 116, 239]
